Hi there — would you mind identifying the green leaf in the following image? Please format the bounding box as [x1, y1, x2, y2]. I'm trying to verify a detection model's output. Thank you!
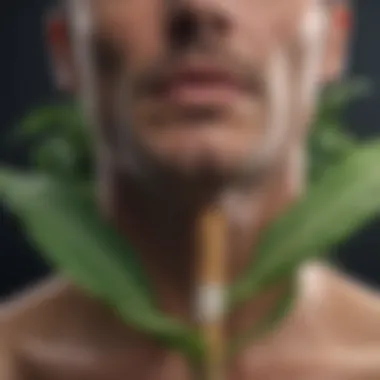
[0, 168, 203, 361]
[315, 79, 370, 122]
[230, 141, 380, 306]
[14, 103, 84, 139]
[0, 169, 151, 305]
[229, 278, 296, 357]
[31, 137, 77, 178]
[10, 103, 94, 179]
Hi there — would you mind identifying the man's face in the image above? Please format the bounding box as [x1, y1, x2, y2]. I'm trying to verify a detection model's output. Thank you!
[56, 0, 347, 185]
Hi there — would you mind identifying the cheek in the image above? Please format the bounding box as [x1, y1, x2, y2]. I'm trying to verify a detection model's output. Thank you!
[259, 20, 308, 157]
[265, 3, 327, 134]
[234, 3, 303, 72]
[93, 1, 165, 70]
[233, 12, 280, 67]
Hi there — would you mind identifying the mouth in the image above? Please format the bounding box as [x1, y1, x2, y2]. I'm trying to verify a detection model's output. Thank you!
[154, 61, 252, 107]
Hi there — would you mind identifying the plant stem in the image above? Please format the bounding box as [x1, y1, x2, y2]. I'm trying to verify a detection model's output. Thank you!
[195, 207, 227, 380]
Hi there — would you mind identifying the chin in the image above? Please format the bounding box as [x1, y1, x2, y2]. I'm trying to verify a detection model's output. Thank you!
[120, 108, 271, 186]
[145, 132, 263, 187]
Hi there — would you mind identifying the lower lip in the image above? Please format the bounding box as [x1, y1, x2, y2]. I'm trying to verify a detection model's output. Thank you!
[165, 83, 243, 105]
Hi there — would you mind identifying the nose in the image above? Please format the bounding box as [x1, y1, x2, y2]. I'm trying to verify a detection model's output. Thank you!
[167, 0, 231, 50]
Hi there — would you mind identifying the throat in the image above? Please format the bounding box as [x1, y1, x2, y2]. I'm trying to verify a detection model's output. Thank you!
[98, 154, 303, 333]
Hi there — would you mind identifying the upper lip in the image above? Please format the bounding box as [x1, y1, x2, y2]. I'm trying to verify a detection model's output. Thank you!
[161, 60, 246, 92]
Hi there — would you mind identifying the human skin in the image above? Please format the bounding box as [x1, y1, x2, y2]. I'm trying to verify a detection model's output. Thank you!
[3, 0, 380, 379]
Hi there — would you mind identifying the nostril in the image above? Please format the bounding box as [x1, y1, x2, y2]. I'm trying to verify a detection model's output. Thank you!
[212, 15, 228, 36]
[167, 5, 230, 50]
[168, 10, 199, 49]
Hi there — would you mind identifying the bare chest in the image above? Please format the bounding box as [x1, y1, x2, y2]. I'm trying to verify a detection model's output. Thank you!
[9, 268, 380, 380]
[20, 313, 346, 380]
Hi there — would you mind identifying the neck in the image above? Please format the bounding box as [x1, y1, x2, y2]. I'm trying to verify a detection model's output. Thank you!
[98, 148, 305, 332]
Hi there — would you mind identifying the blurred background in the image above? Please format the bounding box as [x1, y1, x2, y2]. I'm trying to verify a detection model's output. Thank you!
[1, 0, 380, 299]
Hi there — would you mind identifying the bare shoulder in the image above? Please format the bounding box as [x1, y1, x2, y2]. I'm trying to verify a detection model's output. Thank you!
[299, 262, 380, 343]
[0, 274, 136, 346]
[0, 277, 64, 378]
[240, 263, 380, 379]
[0, 276, 86, 338]
[0, 344, 19, 380]
[0, 276, 148, 380]
[0, 276, 83, 379]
